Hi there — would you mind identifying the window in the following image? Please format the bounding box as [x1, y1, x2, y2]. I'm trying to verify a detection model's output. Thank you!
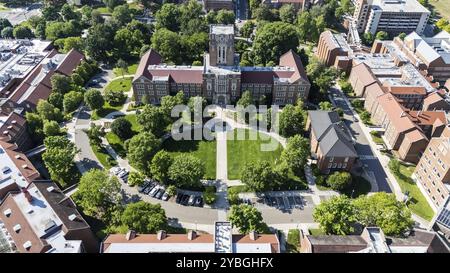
[329, 157, 334, 162]
[328, 163, 332, 168]
[344, 157, 349, 163]
[338, 163, 342, 168]
[332, 163, 337, 168]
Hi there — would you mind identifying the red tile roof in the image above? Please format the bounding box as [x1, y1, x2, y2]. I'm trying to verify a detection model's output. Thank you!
[279, 50, 309, 83]
[134, 49, 163, 81]
[55, 49, 85, 76]
[149, 69, 204, 84]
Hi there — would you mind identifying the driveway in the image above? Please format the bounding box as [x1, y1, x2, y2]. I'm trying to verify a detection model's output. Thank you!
[328, 86, 392, 193]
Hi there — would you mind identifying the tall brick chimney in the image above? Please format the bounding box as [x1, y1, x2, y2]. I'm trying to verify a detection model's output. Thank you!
[157, 230, 167, 240]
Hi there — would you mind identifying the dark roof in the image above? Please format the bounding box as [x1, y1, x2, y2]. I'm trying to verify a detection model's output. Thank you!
[32, 180, 91, 231]
[55, 49, 85, 76]
[388, 229, 450, 253]
[309, 111, 357, 157]
[148, 69, 204, 84]
[307, 235, 367, 246]
[279, 50, 310, 84]
[134, 49, 163, 81]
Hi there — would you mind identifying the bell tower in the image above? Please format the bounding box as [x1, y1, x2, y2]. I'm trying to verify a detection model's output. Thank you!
[209, 25, 235, 66]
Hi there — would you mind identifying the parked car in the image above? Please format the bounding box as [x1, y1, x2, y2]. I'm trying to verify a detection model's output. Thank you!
[353, 116, 358, 122]
[149, 187, 159, 197]
[118, 170, 129, 179]
[187, 195, 195, 206]
[161, 192, 169, 201]
[176, 193, 183, 204]
[143, 186, 152, 195]
[155, 189, 164, 199]
[194, 196, 202, 207]
[181, 194, 190, 206]
[111, 167, 123, 175]
[138, 181, 151, 193]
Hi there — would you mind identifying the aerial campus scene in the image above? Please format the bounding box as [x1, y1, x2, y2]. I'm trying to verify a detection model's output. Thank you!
[0, 0, 450, 260]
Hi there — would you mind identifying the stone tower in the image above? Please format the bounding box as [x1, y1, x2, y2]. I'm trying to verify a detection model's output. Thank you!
[209, 25, 235, 66]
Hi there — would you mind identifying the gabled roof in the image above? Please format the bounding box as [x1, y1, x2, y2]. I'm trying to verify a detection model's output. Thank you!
[309, 111, 357, 158]
[55, 49, 84, 76]
[133, 49, 163, 81]
[279, 50, 310, 84]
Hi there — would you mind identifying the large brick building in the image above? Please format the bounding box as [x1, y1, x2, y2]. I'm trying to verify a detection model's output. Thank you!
[132, 25, 311, 106]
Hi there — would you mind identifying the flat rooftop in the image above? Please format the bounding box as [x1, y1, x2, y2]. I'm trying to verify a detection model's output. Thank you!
[371, 0, 430, 13]
[0, 145, 29, 191]
[210, 25, 234, 35]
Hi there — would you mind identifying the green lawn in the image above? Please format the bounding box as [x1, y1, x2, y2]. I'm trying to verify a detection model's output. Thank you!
[104, 78, 132, 93]
[113, 64, 139, 77]
[390, 162, 435, 221]
[309, 228, 325, 236]
[370, 131, 384, 145]
[430, 0, 450, 20]
[94, 6, 111, 14]
[227, 129, 283, 180]
[91, 144, 117, 170]
[91, 102, 123, 120]
[286, 229, 300, 253]
[162, 137, 217, 179]
[106, 132, 127, 158]
[316, 174, 371, 198]
[124, 114, 141, 132]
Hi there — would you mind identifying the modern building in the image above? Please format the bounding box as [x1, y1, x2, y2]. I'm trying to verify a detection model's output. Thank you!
[101, 221, 280, 253]
[423, 92, 450, 112]
[413, 126, 450, 209]
[0, 180, 99, 253]
[353, 0, 430, 35]
[306, 111, 358, 173]
[203, 0, 234, 11]
[376, 31, 450, 83]
[300, 227, 449, 253]
[317, 31, 353, 69]
[132, 25, 311, 106]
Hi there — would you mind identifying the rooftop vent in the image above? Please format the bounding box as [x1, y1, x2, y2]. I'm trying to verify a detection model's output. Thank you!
[21, 164, 28, 169]
[11, 120, 16, 124]
[26, 207, 33, 214]
[126, 230, 136, 241]
[3, 208, 11, 217]
[157, 230, 167, 240]
[7, 125, 12, 130]
[13, 224, 21, 233]
[21, 187, 33, 203]
[23, 241, 32, 250]
[188, 230, 197, 240]
[15, 154, 21, 159]
[249, 231, 258, 241]
[46, 186, 55, 192]
[68, 214, 77, 221]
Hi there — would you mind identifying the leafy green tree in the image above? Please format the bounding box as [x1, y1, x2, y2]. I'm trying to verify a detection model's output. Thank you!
[42, 136, 79, 187]
[160, 91, 185, 116]
[188, 96, 207, 113]
[61, 4, 80, 21]
[241, 161, 277, 192]
[104, 89, 126, 106]
[116, 59, 128, 79]
[279, 104, 306, 137]
[279, 4, 296, 24]
[137, 105, 171, 137]
[237, 90, 253, 108]
[84, 88, 104, 111]
[151, 28, 182, 64]
[121, 201, 167, 233]
[48, 92, 64, 109]
[112, 4, 133, 26]
[179, 0, 206, 35]
[362, 32, 374, 46]
[1, 27, 13, 38]
[252, 22, 299, 65]
[55, 36, 84, 53]
[206, 10, 218, 24]
[150, 150, 173, 184]
[216, 9, 235, 24]
[319, 101, 333, 110]
[127, 171, 146, 187]
[398, 32, 407, 41]
[43, 120, 61, 136]
[103, 0, 125, 11]
[375, 31, 389, 40]
[111, 117, 133, 140]
[155, 3, 180, 32]
[228, 204, 268, 234]
[168, 155, 205, 188]
[252, 4, 275, 21]
[280, 135, 309, 175]
[327, 171, 352, 191]
[240, 21, 255, 38]
[166, 185, 177, 196]
[313, 195, 357, 235]
[13, 25, 34, 39]
[86, 124, 105, 146]
[85, 23, 115, 62]
[25, 112, 44, 143]
[180, 32, 209, 64]
[63, 91, 83, 113]
[45, 21, 80, 41]
[73, 169, 121, 219]
[0, 18, 12, 36]
[36, 100, 62, 122]
[388, 159, 401, 176]
[51, 74, 72, 94]
[354, 192, 413, 236]
[125, 132, 161, 173]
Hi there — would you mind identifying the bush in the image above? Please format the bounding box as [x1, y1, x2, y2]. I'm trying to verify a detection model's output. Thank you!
[105, 89, 127, 106]
[327, 171, 352, 191]
[388, 159, 401, 175]
[111, 117, 132, 140]
[166, 185, 177, 196]
[203, 186, 217, 205]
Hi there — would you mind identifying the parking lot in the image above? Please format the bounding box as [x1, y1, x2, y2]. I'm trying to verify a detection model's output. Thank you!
[238, 191, 315, 212]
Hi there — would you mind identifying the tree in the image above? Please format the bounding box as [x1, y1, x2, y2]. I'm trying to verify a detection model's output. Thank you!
[56, 36, 83, 53]
[252, 22, 299, 65]
[362, 32, 374, 46]
[166, 185, 177, 196]
[86, 124, 105, 146]
[84, 88, 104, 111]
[160, 91, 185, 116]
[168, 155, 205, 188]
[280, 135, 309, 175]
[253, 4, 274, 21]
[375, 31, 389, 40]
[151, 28, 182, 64]
[216, 9, 235, 24]
[121, 201, 167, 233]
[111, 117, 132, 140]
[13, 25, 34, 39]
[279, 104, 306, 137]
[327, 171, 352, 191]
[112, 4, 133, 26]
[319, 101, 333, 110]
[150, 150, 173, 184]
[103, 0, 125, 11]
[155, 3, 180, 32]
[45, 21, 80, 41]
[313, 195, 357, 235]
[388, 159, 401, 175]
[228, 204, 268, 234]
[63, 91, 83, 113]
[61, 4, 80, 21]
[398, 32, 407, 41]
[125, 132, 161, 173]
[1, 27, 13, 38]
[25, 112, 44, 143]
[127, 171, 146, 187]
[279, 4, 296, 24]
[116, 59, 128, 79]
[179, 0, 206, 35]
[241, 161, 277, 192]
[42, 136, 78, 187]
[0, 18, 12, 37]
[353, 192, 413, 236]
[73, 169, 121, 219]
[51, 74, 72, 94]
[48, 92, 64, 109]
[43, 120, 61, 136]
[104, 89, 126, 107]
[237, 90, 253, 108]
[240, 21, 255, 38]
[187, 96, 207, 113]
[85, 23, 115, 62]
[137, 105, 171, 137]
[36, 100, 62, 121]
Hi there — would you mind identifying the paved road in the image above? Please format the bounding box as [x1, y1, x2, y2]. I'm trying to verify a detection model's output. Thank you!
[0, 3, 42, 25]
[235, 0, 248, 20]
[328, 86, 392, 193]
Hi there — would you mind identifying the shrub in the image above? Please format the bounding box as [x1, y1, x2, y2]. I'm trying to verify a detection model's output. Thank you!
[203, 186, 217, 205]
[327, 171, 352, 191]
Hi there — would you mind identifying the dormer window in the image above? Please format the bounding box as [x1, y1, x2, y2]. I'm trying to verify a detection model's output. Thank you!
[46, 186, 55, 192]
[3, 209, 11, 217]
[23, 241, 32, 250]
[13, 224, 21, 233]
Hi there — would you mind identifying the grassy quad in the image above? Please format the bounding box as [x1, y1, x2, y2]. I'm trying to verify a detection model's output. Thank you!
[227, 129, 283, 180]
[162, 137, 217, 180]
[429, 0, 450, 20]
[91, 78, 131, 120]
